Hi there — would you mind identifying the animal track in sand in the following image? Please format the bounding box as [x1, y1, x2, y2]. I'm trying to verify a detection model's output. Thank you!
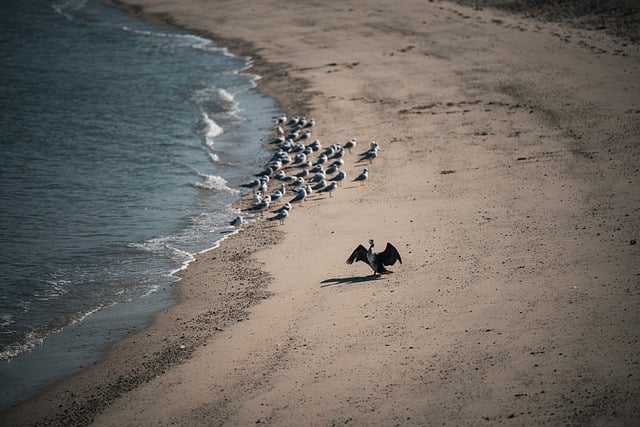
[398, 99, 528, 116]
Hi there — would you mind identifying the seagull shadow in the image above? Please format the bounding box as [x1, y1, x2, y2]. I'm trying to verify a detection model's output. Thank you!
[320, 275, 381, 287]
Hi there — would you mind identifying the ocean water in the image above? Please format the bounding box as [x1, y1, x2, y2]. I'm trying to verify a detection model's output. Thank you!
[0, 0, 279, 408]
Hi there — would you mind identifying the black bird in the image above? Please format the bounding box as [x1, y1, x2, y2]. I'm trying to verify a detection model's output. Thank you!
[346, 239, 402, 276]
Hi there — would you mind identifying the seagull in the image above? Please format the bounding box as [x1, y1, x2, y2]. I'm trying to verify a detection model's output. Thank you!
[315, 154, 328, 165]
[287, 115, 300, 126]
[346, 239, 402, 276]
[299, 130, 311, 141]
[268, 208, 289, 224]
[344, 138, 357, 153]
[282, 175, 297, 184]
[312, 179, 327, 191]
[331, 148, 345, 159]
[279, 139, 293, 151]
[359, 146, 378, 164]
[325, 163, 339, 175]
[290, 187, 308, 203]
[308, 139, 322, 152]
[308, 171, 326, 183]
[257, 179, 268, 194]
[250, 195, 271, 216]
[273, 202, 292, 214]
[295, 169, 309, 178]
[310, 164, 325, 174]
[270, 136, 285, 145]
[240, 178, 262, 190]
[274, 114, 287, 125]
[353, 168, 368, 185]
[290, 143, 305, 153]
[294, 160, 312, 169]
[255, 166, 276, 178]
[320, 181, 337, 197]
[276, 151, 291, 164]
[330, 170, 346, 186]
[230, 216, 243, 227]
[293, 153, 307, 164]
[304, 184, 313, 196]
[291, 176, 305, 188]
[329, 159, 344, 168]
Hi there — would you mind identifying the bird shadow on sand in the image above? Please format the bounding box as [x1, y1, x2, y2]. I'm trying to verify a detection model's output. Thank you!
[320, 275, 381, 287]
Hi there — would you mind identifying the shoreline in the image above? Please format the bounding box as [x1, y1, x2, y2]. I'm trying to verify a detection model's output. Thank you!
[107, 0, 316, 116]
[0, 1, 289, 416]
[0, 1, 307, 422]
[0, 220, 284, 425]
[3, 0, 639, 425]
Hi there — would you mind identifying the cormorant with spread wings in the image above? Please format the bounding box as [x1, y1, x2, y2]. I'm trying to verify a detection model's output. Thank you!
[346, 239, 402, 276]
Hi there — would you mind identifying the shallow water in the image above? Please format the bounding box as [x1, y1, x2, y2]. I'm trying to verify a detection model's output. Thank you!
[0, 0, 279, 409]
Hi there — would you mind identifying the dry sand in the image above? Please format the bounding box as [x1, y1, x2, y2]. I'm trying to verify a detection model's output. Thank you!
[2, 0, 639, 425]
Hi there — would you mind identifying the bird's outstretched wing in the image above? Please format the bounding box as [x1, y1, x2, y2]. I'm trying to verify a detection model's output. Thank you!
[346, 245, 368, 264]
[379, 243, 402, 266]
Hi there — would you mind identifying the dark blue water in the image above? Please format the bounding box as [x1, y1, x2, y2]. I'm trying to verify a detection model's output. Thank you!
[0, 0, 279, 408]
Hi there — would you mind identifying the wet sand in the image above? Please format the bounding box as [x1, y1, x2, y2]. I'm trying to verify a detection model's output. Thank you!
[2, 0, 639, 425]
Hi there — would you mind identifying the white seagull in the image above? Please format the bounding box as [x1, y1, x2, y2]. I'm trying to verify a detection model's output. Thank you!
[329, 159, 344, 168]
[290, 187, 308, 203]
[240, 178, 261, 191]
[321, 181, 337, 197]
[308, 139, 321, 152]
[344, 138, 357, 153]
[312, 179, 327, 191]
[293, 153, 307, 164]
[269, 208, 289, 224]
[230, 216, 243, 227]
[273, 202, 292, 214]
[309, 171, 326, 183]
[359, 146, 378, 164]
[330, 170, 346, 186]
[274, 114, 287, 125]
[353, 168, 368, 185]
[299, 130, 311, 140]
[250, 195, 271, 216]
[287, 115, 300, 126]
[325, 163, 339, 175]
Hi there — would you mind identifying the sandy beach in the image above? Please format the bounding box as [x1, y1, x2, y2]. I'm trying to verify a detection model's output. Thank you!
[2, 0, 639, 425]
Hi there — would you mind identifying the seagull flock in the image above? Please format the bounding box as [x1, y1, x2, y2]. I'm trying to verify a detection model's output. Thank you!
[231, 114, 380, 227]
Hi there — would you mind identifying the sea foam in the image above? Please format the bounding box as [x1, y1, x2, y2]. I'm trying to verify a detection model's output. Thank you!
[192, 173, 238, 193]
[199, 112, 224, 148]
